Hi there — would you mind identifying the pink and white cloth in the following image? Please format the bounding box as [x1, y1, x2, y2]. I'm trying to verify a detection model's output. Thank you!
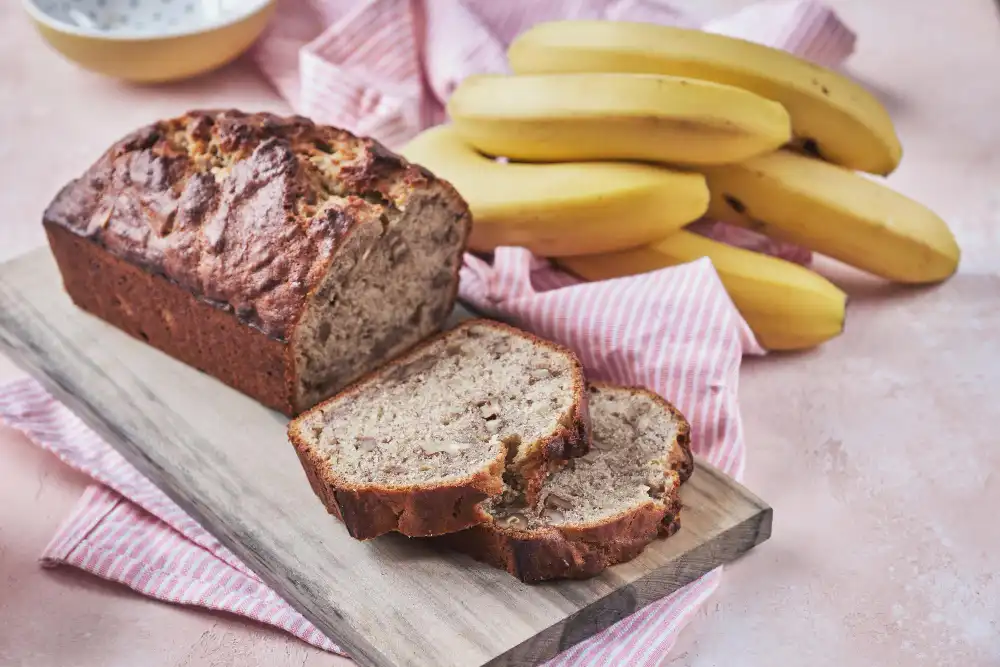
[251, 0, 857, 265]
[2, 1, 859, 664]
[252, 0, 854, 151]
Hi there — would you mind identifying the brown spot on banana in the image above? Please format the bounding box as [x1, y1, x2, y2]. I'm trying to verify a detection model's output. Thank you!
[801, 138, 821, 158]
[723, 195, 746, 214]
[722, 195, 767, 232]
[787, 137, 823, 160]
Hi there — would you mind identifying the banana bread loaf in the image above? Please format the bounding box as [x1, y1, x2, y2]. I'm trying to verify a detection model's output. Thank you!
[42, 109, 471, 416]
[437, 383, 693, 582]
[287, 319, 591, 540]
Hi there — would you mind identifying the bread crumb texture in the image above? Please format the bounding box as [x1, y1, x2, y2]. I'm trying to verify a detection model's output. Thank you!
[303, 321, 580, 486]
[490, 385, 682, 530]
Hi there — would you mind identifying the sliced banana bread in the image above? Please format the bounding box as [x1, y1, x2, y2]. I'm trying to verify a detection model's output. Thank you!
[287, 319, 591, 540]
[437, 383, 693, 583]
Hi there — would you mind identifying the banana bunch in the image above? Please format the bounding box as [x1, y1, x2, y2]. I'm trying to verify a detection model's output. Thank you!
[400, 20, 961, 351]
[507, 20, 901, 175]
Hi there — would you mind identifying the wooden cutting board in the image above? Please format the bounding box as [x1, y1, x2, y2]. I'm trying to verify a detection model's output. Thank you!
[0, 247, 772, 667]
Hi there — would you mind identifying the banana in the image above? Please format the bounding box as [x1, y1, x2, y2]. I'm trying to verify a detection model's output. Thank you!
[399, 124, 710, 257]
[700, 149, 960, 284]
[557, 230, 847, 351]
[508, 20, 902, 176]
[446, 72, 792, 167]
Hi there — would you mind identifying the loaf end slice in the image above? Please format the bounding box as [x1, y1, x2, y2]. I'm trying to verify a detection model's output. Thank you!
[287, 319, 591, 540]
[437, 383, 693, 583]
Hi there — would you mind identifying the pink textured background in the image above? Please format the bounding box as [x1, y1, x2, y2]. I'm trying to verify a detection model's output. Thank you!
[1, 1, 998, 666]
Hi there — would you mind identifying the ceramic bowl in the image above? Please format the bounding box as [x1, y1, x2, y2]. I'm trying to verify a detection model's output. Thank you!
[22, 0, 277, 83]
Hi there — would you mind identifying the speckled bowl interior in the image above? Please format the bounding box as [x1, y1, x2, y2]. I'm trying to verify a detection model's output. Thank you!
[26, 0, 273, 38]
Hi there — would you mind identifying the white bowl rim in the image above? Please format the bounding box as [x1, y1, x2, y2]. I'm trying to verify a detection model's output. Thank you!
[21, 0, 274, 41]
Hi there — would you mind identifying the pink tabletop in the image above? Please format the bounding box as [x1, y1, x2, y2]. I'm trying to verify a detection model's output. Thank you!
[1, 1, 997, 666]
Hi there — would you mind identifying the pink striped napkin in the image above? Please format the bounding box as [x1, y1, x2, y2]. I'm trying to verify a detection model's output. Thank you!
[2, 1, 859, 664]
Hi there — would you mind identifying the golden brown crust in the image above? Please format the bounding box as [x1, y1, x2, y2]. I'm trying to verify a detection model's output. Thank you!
[292, 433, 505, 540]
[42, 108, 454, 341]
[44, 223, 298, 415]
[42, 109, 471, 416]
[435, 496, 673, 583]
[43, 110, 416, 339]
[286, 318, 592, 540]
[438, 383, 694, 583]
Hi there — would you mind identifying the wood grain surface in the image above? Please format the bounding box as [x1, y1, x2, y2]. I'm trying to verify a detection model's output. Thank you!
[0, 248, 772, 667]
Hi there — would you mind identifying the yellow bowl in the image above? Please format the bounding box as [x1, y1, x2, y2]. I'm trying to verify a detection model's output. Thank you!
[22, 0, 277, 83]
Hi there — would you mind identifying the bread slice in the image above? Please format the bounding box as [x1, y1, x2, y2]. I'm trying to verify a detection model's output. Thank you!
[437, 383, 693, 583]
[287, 319, 591, 540]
